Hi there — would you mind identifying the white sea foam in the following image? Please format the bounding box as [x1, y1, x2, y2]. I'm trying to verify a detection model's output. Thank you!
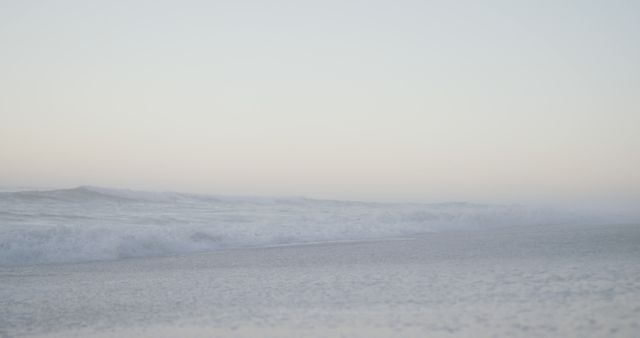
[0, 186, 613, 266]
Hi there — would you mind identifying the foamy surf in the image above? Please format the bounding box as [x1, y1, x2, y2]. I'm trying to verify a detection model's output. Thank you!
[0, 186, 606, 266]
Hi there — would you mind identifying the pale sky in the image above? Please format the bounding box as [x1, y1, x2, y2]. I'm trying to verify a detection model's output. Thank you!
[1, 0, 639, 205]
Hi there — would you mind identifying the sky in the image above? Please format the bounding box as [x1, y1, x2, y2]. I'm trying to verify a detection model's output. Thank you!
[1, 0, 639, 205]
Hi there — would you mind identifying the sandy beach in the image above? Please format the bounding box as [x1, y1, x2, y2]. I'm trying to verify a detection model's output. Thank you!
[2, 222, 639, 337]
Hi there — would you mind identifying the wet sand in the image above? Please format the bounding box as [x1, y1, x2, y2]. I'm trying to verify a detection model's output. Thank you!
[2, 223, 639, 337]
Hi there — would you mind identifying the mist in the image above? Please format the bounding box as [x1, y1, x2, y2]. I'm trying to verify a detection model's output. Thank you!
[1, 0, 639, 207]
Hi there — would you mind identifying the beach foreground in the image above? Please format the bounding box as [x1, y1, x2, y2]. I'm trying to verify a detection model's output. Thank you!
[2, 223, 639, 337]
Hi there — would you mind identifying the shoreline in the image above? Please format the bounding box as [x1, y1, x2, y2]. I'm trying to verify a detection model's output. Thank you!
[2, 223, 639, 337]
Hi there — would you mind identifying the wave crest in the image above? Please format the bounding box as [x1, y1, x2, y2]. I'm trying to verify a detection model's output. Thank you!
[0, 186, 606, 266]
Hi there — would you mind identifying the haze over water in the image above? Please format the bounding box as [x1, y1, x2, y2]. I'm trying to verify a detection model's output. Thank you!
[1, 0, 639, 209]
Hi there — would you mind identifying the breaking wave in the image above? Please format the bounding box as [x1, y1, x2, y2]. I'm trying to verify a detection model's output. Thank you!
[0, 186, 606, 266]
